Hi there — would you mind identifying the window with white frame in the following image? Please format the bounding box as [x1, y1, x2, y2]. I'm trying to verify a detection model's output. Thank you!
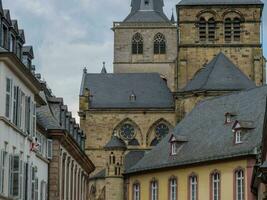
[9, 154, 20, 197]
[171, 142, 177, 155]
[151, 180, 158, 200]
[0, 149, 7, 194]
[40, 181, 47, 200]
[212, 172, 220, 200]
[10, 34, 16, 52]
[32, 102, 36, 137]
[133, 182, 140, 200]
[235, 170, 244, 200]
[169, 178, 177, 200]
[235, 130, 242, 144]
[190, 175, 197, 200]
[5, 78, 12, 119]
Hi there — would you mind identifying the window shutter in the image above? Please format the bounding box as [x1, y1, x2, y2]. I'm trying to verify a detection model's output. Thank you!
[47, 140, 53, 160]
[9, 154, 13, 197]
[5, 78, 12, 119]
[12, 155, 20, 197]
[32, 103, 36, 137]
[0, 150, 3, 194]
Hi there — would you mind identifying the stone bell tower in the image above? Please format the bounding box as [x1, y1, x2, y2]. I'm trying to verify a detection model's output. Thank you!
[113, 0, 178, 91]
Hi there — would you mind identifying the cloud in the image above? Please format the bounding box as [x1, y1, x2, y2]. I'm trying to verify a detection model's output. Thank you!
[1, 0, 266, 122]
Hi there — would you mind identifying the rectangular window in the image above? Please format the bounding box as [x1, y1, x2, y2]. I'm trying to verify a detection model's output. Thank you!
[133, 183, 140, 200]
[236, 170, 244, 200]
[169, 179, 177, 200]
[0, 150, 7, 194]
[5, 78, 12, 119]
[190, 176, 197, 200]
[235, 131, 242, 144]
[47, 140, 53, 160]
[31, 167, 35, 200]
[23, 162, 29, 200]
[171, 143, 177, 155]
[11, 155, 20, 197]
[12, 86, 19, 126]
[17, 44, 22, 59]
[40, 181, 47, 200]
[151, 181, 158, 200]
[32, 102, 36, 137]
[2, 25, 8, 49]
[25, 96, 31, 135]
[10, 34, 16, 52]
[212, 173, 220, 200]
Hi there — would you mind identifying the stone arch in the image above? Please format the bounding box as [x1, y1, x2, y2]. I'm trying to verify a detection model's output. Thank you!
[222, 9, 245, 22]
[146, 118, 173, 146]
[113, 118, 143, 145]
[196, 9, 218, 21]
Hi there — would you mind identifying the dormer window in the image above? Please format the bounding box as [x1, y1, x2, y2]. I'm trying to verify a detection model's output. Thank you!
[145, 0, 149, 5]
[235, 130, 242, 144]
[225, 112, 236, 124]
[169, 134, 188, 156]
[129, 92, 136, 102]
[171, 142, 177, 155]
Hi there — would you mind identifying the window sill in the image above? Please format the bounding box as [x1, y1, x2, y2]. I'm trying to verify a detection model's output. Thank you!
[36, 152, 50, 164]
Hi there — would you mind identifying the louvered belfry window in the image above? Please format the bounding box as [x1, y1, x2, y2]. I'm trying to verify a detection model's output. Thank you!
[199, 17, 207, 41]
[225, 17, 241, 42]
[208, 18, 215, 41]
[154, 33, 166, 54]
[233, 17, 241, 41]
[132, 33, 143, 55]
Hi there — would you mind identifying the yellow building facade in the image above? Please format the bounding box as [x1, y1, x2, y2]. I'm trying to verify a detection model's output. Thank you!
[127, 159, 254, 200]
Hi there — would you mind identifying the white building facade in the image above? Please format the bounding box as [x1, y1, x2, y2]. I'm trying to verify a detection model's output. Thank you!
[0, 53, 50, 200]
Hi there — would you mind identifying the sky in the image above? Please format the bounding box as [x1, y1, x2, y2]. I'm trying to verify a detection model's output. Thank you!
[2, 0, 267, 121]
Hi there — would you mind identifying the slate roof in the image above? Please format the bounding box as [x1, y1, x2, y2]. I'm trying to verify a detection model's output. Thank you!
[104, 136, 127, 150]
[80, 73, 174, 109]
[36, 92, 62, 130]
[124, 0, 170, 22]
[126, 86, 267, 174]
[182, 53, 256, 92]
[178, 0, 264, 6]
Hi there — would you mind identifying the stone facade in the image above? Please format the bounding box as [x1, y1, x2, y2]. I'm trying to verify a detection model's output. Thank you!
[80, 110, 176, 173]
[113, 22, 178, 91]
[177, 5, 265, 89]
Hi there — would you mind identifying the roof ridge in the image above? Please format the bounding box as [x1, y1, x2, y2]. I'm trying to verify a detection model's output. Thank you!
[199, 53, 221, 89]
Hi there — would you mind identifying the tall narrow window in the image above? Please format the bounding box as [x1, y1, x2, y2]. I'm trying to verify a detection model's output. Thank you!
[12, 86, 19, 126]
[235, 130, 242, 144]
[199, 17, 206, 41]
[132, 33, 143, 55]
[133, 182, 140, 200]
[233, 18, 241, 41]
[235, 169, 244, 200]
[208, 18, 215, 41]
[0, 150, 7, 194]
[224, 18, 232, 42]
[10, 34, 16, 52]
[154, 33, 166, 54]
[2, 25, 8, 49]
[150, 180, 158, 200]
[171, 142, 177, 155]
[189, 175, 198, 200]
[169, 177, 177, 200]
[10, 155, 20, 197]
[211, 172, 220, 200]
[5, 78, 12, 119]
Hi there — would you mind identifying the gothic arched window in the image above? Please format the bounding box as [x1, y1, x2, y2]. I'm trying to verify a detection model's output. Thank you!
[155, 123, 169, 139]
[154, 33, 166, 55]
[132, 33, 143, 55]
[199, 17, 207, 41]
[208, 18, 215, 41]
[120, 123, 135, 140]
[233, 17, 241, 41]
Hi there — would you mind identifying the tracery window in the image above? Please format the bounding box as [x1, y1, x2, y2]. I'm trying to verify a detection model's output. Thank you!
[155, 123, 169, 139]
[132, 33, 143, 55]
[120, 123, 135, 140]
[154, 33, 166, 54]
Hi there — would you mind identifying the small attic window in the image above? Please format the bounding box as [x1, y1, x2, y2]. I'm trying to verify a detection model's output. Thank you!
[145, 0, 149, 5]
[171, 143, 177, 155]
[129, 92, 136, 102]
[169, 134, 188, 156]
[225, 112, 236, 124]
[235, 130, 242, 144]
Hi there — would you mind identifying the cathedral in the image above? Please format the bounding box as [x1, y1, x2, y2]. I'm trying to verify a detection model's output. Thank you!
[79, 0, 266, 199]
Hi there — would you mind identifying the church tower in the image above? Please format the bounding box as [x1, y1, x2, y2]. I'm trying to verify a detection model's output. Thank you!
[113, 0, 178, 91]
[176, 0, 265, 89]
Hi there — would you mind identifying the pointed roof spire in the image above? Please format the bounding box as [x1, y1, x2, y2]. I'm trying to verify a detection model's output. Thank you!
[182, 52, 256, 92]
[171, 9, 175, 23]
[124, 0, 170, 22]
[101, 62, 107, 74]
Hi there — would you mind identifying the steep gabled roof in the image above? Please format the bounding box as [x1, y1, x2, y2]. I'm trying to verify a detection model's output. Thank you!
[80, 73, 174, 109]
[178, 0, 263, 6]
[3, 9, 11, 25]
[182, 53, 256, 92]
[124, 0, 170, 22]
[126, 86, 267, 174]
